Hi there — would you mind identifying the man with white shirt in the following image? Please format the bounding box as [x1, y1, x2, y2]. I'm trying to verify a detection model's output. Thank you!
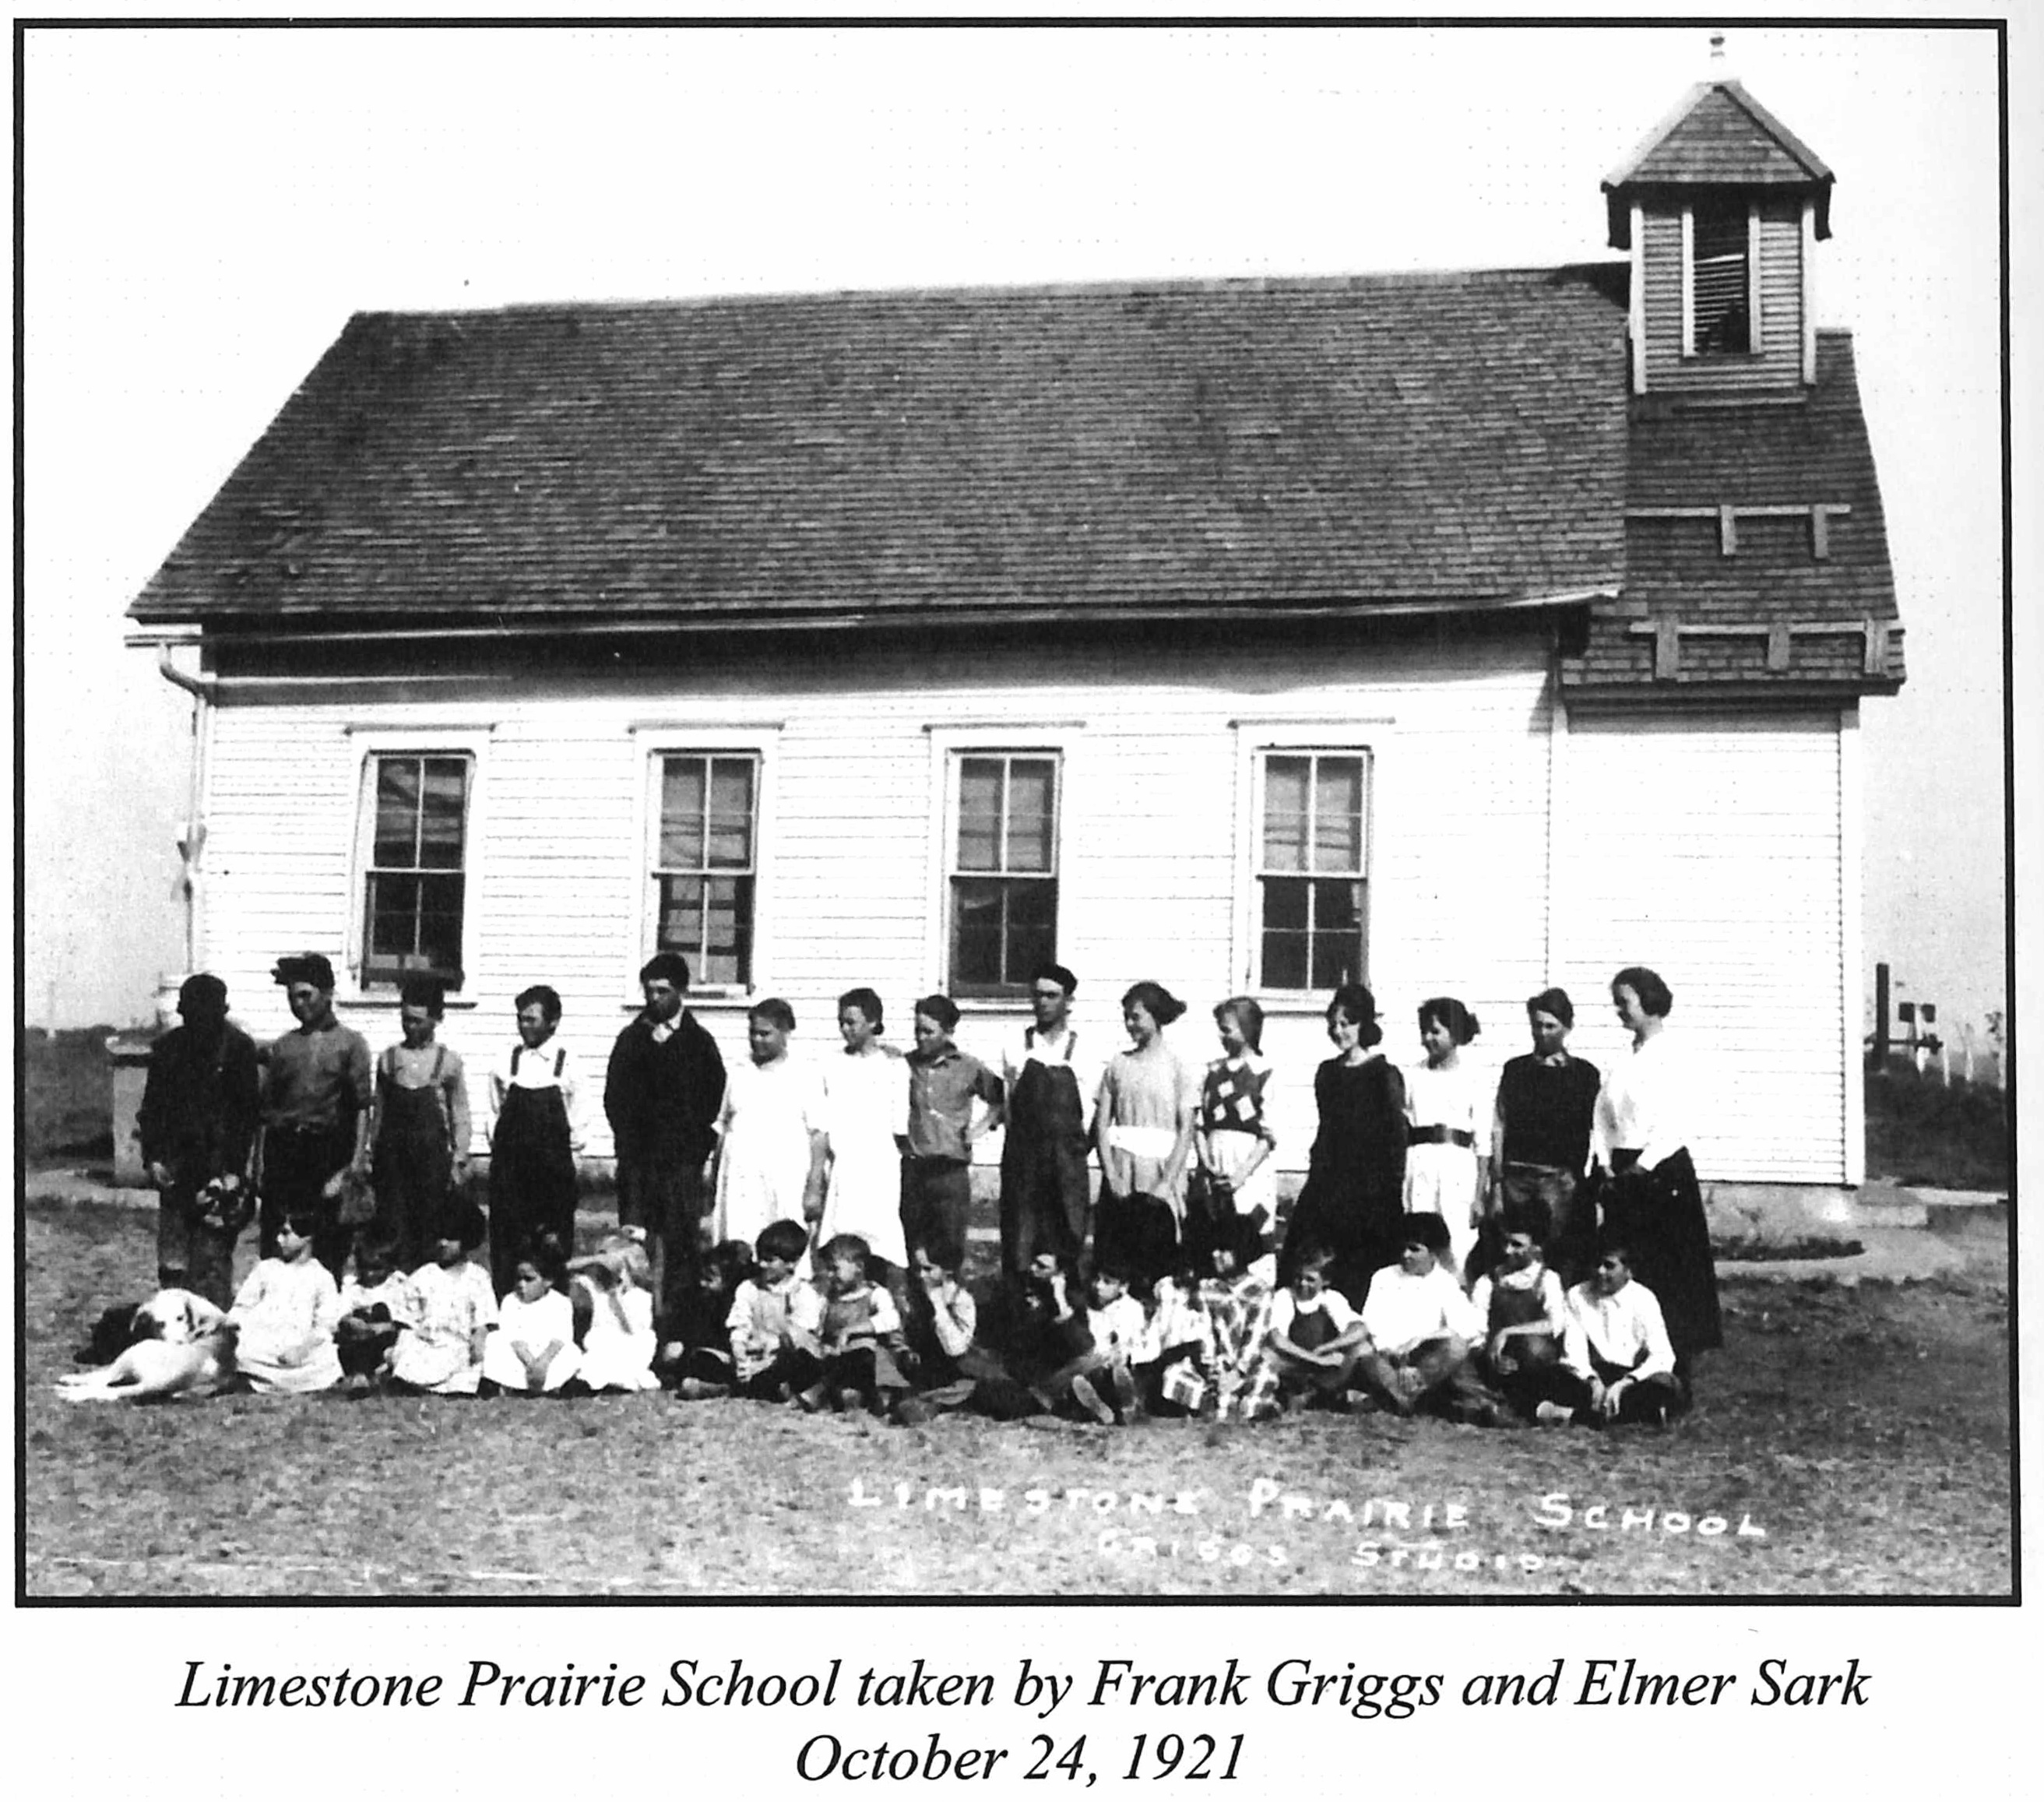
[996, 963, 1101, 1286]
[1354, 1213, 1504, 1422]
[1553, 1239, 1685, 1427]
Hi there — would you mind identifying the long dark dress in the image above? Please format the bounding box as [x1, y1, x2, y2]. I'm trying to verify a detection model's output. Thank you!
[1589, 1031, 1722, 1362]
[1282, 1054, 1408, 1306]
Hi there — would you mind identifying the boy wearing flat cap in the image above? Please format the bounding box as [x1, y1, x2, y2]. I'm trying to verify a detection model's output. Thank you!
[257, 952, 374, 1279]
[138, 973, 262, 1308]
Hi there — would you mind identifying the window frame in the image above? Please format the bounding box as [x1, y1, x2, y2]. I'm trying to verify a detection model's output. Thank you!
[1230, 720, 1389, 1004]
[924, 729, 1078, 1001]
[344, 724, 493, 998]
[629, 723, 782, 1005]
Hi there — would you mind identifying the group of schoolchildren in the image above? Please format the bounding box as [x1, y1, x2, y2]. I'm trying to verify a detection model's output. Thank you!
[192, 959, 1688, 1431]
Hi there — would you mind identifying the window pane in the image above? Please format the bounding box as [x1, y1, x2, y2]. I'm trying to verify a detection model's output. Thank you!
[1262, 755, 1310, 871]
[1312, 757, 1364, 873]
[701, 875, 753, 987]
[660, 759, 707, 869]
[951, 878, 1007, 986]
[1262, 931, 1310, 992]
[372, 758, 420, 868]
[414, 875, 465, 976]
[1261, 875, 1308, 931]
[366, 871, 419, 962]
[1261, 877, 1310, 991]
[657, 874, 704, 957]
[1004, 878, 1057, 984]
[707, 758, 755, 870]
[1308, 880, 1365, 990]
[417, 758, 467, 870]
[957, 760, 1003, 872]
[1005, 760, 1056, 874]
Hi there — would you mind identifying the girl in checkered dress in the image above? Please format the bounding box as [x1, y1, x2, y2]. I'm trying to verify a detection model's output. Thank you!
[1192, 997, 1278, 1244]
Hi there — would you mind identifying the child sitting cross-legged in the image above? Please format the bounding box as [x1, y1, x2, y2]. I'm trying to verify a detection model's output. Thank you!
[1035, 1262, 1147, 1425]
[797, 1233, 908, 1415]
[1240, 1244, 1370, 1420]
[227, 1212, 344, 1395]
[1354, 1213, 1510, 1424]
[1468, 1200, 1574, 1422]
[480, 1239, 581, 1396]
[386, 1194, 496, 1396]
[666, 1239, 756, 1399]
[726, 1218, 827, 1402]
[1551, 1237, 1687, 1428]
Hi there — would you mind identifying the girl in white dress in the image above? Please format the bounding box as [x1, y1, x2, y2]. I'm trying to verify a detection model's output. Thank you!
[482, 1247, 581, 1395]
[387, 1196, 494, 1395]
[227, 1215, 343, 1395]
[570, 1231, 660, 1392]
[818, 987, 911, 1276]
[1403, 997, 1492, 1280]
[710, 998, 829, 1250]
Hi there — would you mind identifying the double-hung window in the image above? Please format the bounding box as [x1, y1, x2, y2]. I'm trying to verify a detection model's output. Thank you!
[949, 752, 1059, 994]
[651, 752, 759, 989]
[1257, 750, 1370, 991]
[361, 752, 473, 988]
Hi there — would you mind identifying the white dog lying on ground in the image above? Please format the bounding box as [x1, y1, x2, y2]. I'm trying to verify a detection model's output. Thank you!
[55, 1289, 236, 1401]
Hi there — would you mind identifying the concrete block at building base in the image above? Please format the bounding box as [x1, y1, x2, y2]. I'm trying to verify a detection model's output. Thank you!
[104, 1033, 157, 1190]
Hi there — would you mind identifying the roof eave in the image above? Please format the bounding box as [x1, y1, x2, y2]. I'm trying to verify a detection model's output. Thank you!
[128, 586, 1620, 645]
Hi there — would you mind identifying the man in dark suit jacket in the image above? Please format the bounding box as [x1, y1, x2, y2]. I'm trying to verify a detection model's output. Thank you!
[603, 952, 726, 1332]
[139, 973, 262, 1308]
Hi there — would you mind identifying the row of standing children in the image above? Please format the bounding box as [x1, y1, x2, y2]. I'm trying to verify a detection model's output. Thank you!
[252, 959, 1705, 1429]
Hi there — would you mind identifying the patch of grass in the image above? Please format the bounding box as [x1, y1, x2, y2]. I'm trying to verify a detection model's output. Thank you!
[21, 1202, 2011, 1600]
[1864, 1069, 2011, 1190]
[19, 1026, 120, 1162]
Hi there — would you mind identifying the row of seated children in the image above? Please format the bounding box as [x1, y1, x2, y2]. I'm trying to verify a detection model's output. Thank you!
[663, 1189, 1683, 1429]
[221, 1191, 667, 1398]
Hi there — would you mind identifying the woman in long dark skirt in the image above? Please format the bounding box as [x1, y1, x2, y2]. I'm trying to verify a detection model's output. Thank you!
[1282, 984, 1408, 1308]
[1590, 965, 1723, 1382]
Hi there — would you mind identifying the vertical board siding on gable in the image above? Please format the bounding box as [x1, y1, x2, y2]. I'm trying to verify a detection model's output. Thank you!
[1552, 708, 1845, 1185]
[197, 631, 1556, 1166]
[1642, 205, 1805, 392]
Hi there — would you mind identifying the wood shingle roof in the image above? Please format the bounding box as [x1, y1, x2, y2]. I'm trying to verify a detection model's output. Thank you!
[131, 268, 1632, 629]
[128, 264, 1898, 695]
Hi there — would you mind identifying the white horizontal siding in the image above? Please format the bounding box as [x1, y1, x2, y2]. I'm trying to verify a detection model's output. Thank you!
[199, 633, 1558, 1165]
[1552, 708, 1847, 1184]
[195, 650, 1856, 1184]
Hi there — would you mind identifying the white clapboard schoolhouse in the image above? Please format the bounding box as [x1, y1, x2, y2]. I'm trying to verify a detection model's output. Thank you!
[128, 70, 1901, 1202]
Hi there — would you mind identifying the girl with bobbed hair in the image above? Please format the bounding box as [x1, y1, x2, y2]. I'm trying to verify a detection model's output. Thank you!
[1191, 997, 1279, 1251]
[1092, 982, 1198, 1287]
[1403, 995, 1490, 1280]
[1591, 965, 1722, 1385]
[1280, 985, 1407, 1303]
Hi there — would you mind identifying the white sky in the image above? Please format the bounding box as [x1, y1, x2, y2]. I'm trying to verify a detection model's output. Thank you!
[16, 16, 2021, 1036]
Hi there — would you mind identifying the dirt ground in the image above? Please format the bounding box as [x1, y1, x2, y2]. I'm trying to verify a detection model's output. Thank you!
[19, 1195, 2011, 1601]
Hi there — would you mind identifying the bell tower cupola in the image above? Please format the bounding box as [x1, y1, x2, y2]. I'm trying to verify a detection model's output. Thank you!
[1603, 36, 1834, 396]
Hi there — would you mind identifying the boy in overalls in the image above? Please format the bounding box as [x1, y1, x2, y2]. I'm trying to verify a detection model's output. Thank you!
[997, 963, 1099, 1288]
[369, 977, 472, 1276]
